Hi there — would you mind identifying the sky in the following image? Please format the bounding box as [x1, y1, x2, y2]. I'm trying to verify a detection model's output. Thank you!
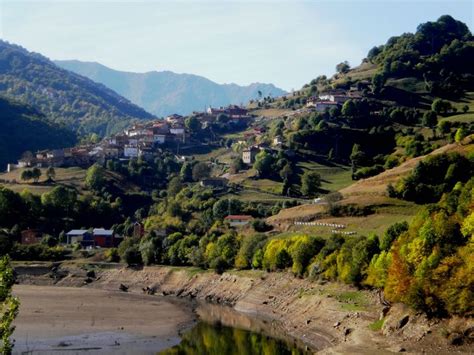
[0, 0, 472, 91]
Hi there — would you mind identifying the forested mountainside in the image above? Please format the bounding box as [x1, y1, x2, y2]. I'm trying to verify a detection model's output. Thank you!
[0, 96, 76, 169]
[0, 41, 154, 136]
[55, 60, 287, 117]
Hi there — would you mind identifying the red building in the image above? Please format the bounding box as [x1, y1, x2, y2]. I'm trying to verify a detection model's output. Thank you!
[21, 229, 42, 245]
[92, 229, 114, 247]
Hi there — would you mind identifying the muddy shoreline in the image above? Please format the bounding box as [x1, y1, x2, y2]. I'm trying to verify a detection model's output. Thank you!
[13, 263, 474, 354]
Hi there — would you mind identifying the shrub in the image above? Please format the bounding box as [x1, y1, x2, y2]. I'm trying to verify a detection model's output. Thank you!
[104, 248, 120, 262]
[251, 219, 272, 233]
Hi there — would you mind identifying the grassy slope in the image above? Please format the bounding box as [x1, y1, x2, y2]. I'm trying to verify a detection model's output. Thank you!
[0, 167, 87, 195]
[268, 138, 473, 236]
[0, 167, 142, 196]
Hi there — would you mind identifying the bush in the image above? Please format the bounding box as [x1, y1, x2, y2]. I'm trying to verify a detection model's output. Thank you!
[353, 165, 384, 179]
[235, 234, 268, 269]
[104, 248, 120, 262]
[251, 219, 272, 232]
[122, 245, 142, 265]
[275, 249, 292, 270]
[10, 244, 67, 261]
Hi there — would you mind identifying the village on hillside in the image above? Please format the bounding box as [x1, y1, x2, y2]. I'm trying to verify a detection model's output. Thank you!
[6, 104, 252, 172]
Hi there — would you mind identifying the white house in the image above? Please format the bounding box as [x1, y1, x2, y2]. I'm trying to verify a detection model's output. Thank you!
[124, 145, 139, 158]
[224, 215, 253, 227]
[314, 101, 339, 112]
[170, 127, 185, 135]
[153, 134, 167, 144]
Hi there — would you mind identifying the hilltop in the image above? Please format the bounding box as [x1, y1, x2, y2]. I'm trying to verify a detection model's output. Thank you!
[55, 60, 287, 117]
[0, 41, 154, 136]
[0, 96, 76, 169]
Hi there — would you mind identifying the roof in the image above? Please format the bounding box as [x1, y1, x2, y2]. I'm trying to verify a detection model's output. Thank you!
[66, 229, 89, 236]
[93, 228, 113, 236]
[224, 215, 253, 221]
[316, 101, 339, 105]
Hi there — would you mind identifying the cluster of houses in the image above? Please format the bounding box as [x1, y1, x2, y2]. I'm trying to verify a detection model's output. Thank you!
[7, 104, 251, 172]
[306, 88, 363, 112]
[19, 227, 120, 248]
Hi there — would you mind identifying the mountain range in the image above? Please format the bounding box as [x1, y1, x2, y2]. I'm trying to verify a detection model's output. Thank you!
[0, 40, 154, 136]
[54, 60, 287, 117]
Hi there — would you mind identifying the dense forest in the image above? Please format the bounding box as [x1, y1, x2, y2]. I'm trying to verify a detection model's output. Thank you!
[0, 41, 154, 136]
[0, 96, 76, 168]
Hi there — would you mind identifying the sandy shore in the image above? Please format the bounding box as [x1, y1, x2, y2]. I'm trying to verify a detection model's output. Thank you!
[12, 285, 195, 354]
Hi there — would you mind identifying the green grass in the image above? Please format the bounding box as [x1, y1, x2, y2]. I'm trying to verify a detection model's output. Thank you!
[441, 112, 474, 123]
[0, 167, 87, 195]
[335, 291, 369, 311]
[368, 319, 385, 331]
[296, 160, 353, 193]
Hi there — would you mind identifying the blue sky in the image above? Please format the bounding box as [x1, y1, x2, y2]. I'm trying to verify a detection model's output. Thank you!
[0, 0, 472, 90]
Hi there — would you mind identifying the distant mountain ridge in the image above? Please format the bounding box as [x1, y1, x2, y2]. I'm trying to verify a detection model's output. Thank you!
[0, 40, 154, 136]
[54, 60, 287, 117]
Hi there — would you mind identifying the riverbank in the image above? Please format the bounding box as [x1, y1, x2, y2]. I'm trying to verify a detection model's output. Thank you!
[14, 263, 474, 354]
[13, 285, 194, 354]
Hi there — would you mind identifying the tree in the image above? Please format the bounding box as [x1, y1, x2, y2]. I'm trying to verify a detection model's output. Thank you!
[431, 99, 452, 115]
[20, 170, 33, 183]
[179, 162, 193, 182]
[46, 166, 56, 181]
[216, 113, 229, 124]
[185, 116, 200, 133]
[336, 61, 350, 74]
[342, 100, 357, 117]
[167, 176, 183, 196]
[192, 162, 211, 181]
[230, 157, 245, 174]
[253, 150, 274, 177]
[437, 120, 450, 135]
[85, 164, 105, 191]
[422, 110, 438, 136]
[455, 127, 467, 143]
[350, 144, 366, 176]
[31, 168, 41, 183]
[0, 256, 20, 354]
[372, 72, 386, 95]
[300, 171, 321, 197]
[279, 163, 293, 182]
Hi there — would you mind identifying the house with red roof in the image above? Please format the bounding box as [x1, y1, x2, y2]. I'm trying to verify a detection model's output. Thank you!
[224, 215, 253, 227]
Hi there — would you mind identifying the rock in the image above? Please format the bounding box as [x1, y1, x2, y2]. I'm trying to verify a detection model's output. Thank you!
[119, 283, 129, 292]
[344, 328, 352, 336]
[333, 321, 340, 328]
[396, 315, 410, 330]
[447, 332, 464, 346]
[86, 270, 95, 278]
[464, 326, 474, 341]
[380, 306, 390, 320]
[306, 319, 311, 325]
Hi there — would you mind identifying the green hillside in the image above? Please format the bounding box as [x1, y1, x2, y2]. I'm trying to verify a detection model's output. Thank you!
[0, 40, 154, 136]
[0, 96, 76, 170]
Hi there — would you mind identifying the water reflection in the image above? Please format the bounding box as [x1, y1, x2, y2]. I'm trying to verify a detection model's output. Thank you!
[159, 321, 311, 355]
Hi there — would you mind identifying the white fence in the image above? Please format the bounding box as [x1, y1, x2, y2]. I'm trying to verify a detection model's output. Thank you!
[331, 230, 357, 235]
[294, 221, 345, 229]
